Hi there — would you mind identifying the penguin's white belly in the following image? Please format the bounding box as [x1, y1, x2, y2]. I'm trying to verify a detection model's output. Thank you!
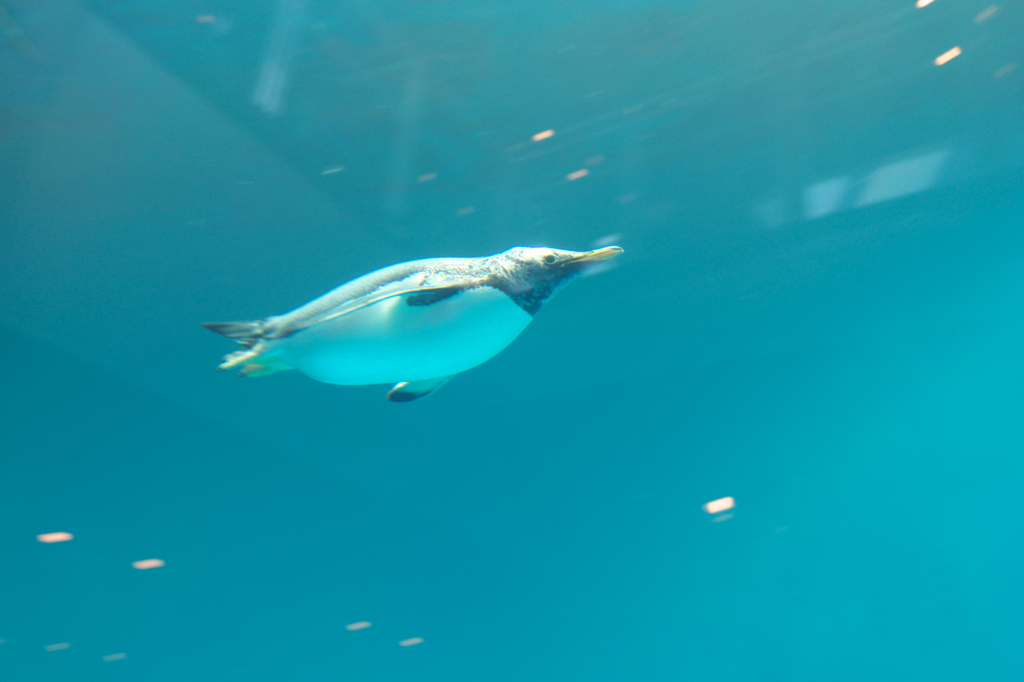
[272, 286, 532, 385]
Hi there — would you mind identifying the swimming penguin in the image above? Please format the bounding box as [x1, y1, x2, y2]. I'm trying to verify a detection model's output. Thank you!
[202, 245, 622, 402]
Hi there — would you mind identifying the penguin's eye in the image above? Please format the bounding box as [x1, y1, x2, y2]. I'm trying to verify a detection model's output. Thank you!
[543, 254, 557, 264]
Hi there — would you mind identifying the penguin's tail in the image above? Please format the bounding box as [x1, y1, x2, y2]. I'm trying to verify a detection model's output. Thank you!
[201, 319, 270, 371]
[201, 320, 265, 343]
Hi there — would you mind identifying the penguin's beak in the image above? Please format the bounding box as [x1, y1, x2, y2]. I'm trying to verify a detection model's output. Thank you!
[569, 246, 623, 267]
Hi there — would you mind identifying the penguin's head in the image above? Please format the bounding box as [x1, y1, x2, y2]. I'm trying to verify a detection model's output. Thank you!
[497, 245, 623, 315]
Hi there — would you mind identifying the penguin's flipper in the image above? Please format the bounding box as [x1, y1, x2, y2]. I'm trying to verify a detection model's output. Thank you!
[236, 356, 295, 378]
[386, 376, 454, 402]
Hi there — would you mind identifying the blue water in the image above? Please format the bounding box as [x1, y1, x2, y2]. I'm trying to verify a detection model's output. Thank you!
[2, 1, 1024, 680]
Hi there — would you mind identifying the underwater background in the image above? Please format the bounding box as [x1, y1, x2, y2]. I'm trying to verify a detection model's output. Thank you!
[2, 0, 1024, 680]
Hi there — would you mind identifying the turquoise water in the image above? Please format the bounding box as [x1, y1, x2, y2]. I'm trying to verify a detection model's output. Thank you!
[2, 0, 1024, 679]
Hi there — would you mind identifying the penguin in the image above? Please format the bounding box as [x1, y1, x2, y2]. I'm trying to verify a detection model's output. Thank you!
[202, 245, 622, 401]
